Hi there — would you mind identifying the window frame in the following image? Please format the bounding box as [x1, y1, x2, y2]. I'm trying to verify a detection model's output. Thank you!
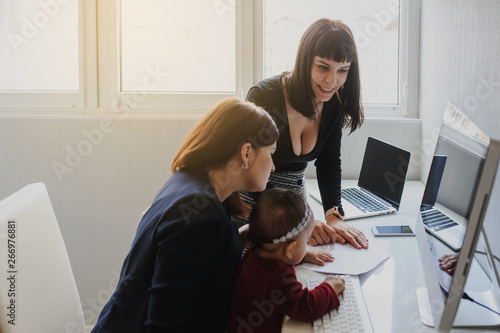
[0, 0, 97, 111]
[96, 0, 251, 114]
[0, 0, 419, 118]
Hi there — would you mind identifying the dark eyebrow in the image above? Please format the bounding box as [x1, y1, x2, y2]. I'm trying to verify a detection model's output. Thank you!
[316, 59, 351, 69]
[316, 60, 331, 67]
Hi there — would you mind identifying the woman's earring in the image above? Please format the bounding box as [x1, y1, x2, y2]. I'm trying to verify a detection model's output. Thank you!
[242, 164, 248, 170]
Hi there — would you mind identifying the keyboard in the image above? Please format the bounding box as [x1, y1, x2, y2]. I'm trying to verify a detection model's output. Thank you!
[420, 207, 458, 231]
[308, 275, 372, 333]
[341, 188, 388, 213]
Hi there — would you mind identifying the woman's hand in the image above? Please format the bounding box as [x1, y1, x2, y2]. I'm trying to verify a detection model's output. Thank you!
[308, 220, 339, 246]
[326, 215, 369, 249]
[439, 254, 458, 275]
[304, 249, 334, 266]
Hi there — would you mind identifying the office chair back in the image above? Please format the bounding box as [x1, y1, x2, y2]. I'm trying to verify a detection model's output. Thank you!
[0, 183, 86, 333]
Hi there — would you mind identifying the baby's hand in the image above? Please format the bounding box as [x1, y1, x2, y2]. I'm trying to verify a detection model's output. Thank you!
[304, 249, 334, 266]
[324, 275, 345, 295]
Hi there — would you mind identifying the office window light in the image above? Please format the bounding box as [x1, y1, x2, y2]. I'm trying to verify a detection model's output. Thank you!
[120, 0, 235, 93]
[0, 0, 417, 116]
[263, 0, 399, 105]
[0, 0, 79, 91]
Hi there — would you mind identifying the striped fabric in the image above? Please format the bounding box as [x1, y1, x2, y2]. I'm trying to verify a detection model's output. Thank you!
[233, 169, 307, 256]
[233, 169, 307, 228]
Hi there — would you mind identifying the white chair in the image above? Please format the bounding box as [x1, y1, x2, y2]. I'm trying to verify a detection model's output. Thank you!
[0, 183, 86, 333]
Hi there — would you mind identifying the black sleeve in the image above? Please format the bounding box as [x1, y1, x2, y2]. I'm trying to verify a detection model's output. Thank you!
[246, 85, 268, 108]
[314, 125, 343, 215]
[144, 198, 225, 332]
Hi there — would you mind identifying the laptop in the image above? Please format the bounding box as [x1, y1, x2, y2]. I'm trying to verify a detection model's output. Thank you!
[310, 136, 411, 220]
[420, 155, 466, 251]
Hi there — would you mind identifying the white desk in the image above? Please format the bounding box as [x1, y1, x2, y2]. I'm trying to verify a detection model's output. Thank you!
[282, 179, 495, 333]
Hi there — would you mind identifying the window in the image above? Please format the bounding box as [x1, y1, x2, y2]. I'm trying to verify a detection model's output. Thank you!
[120, 0, 235, 93]
[0, 0, 83, 108]
[97, 0, 238, 111]
[0, 0, 419, 117]
[0, 0, 79, 91]
[264, 0, 399, 105]
[261, 0, 417, 116]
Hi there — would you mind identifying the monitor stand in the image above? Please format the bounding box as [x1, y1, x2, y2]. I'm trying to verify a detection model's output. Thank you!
[416, 287, 435, 327]
[481, 227, 500, 288]
[416, 230, 500, 329]
[416, 285, 500, 328]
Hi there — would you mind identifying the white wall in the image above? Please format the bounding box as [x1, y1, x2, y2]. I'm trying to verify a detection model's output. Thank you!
[419, 0, 500, 175]
[419, 0, 500, 275]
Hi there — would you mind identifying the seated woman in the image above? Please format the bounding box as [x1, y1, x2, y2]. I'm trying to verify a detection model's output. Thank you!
[92, 98, 279, 332]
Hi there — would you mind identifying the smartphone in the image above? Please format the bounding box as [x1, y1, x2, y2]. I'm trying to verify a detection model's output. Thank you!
[371, 225, 415, 236]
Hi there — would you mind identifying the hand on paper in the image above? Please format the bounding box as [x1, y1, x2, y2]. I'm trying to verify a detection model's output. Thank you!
[308, 220, 339, 246]
[304, 249, 335, 266]
[324, 275, 345, 295]
[326, 216, 369, 249]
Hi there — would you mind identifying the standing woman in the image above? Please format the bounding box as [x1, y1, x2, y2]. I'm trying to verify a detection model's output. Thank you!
[242, 18, 368, 249]
[92, 98, 278, 332]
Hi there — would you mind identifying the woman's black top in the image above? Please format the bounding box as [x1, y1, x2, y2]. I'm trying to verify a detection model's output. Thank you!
[247, 74, 344, 213]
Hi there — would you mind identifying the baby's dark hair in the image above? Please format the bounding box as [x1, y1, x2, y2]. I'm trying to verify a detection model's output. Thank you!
[248, 188, 311, 246]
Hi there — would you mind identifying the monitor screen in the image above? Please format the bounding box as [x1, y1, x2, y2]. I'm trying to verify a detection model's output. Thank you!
[416, 102, 500, 330]
[434, 122, 487, 219]
[419, 104, 490, 251]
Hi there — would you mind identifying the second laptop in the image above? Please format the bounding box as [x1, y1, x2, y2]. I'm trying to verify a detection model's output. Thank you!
[310, 136, 411, 220]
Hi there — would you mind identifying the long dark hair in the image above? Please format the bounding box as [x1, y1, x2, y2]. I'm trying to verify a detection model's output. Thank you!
[285, 18, 363, 133]
[172, 97, 279, 215]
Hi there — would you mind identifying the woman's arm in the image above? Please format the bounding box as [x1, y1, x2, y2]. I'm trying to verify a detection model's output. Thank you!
[313, 109, 368, 249]
[145, 200, 231, 331]
[314, 108, 343, 213]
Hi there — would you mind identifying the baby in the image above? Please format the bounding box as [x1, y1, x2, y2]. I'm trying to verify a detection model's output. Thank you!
[228, 188, 345, 332]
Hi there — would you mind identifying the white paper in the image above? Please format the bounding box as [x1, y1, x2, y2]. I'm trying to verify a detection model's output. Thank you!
[300, 243, 390, 275]
[433, 255, 453, 292]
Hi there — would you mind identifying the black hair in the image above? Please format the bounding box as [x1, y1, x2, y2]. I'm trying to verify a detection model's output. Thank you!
[285, 18, 363, 133]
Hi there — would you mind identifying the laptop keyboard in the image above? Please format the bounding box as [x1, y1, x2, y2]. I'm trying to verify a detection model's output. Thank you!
[342, 188, 389, 213]
[309, 275, 367, 333]
[420, 207, 458, 231]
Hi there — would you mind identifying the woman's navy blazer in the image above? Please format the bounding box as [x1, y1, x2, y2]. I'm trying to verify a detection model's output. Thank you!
[92, 170, 242, 332]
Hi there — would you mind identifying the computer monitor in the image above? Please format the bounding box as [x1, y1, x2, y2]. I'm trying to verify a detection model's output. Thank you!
[418, 109, 491, 251]
[415, 102, 500, 331]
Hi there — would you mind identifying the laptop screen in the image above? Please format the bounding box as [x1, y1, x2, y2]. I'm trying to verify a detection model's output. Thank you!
[421, 155, 447, 207]
[357, 137, 411, 208]
[433, 129, 486, 219]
